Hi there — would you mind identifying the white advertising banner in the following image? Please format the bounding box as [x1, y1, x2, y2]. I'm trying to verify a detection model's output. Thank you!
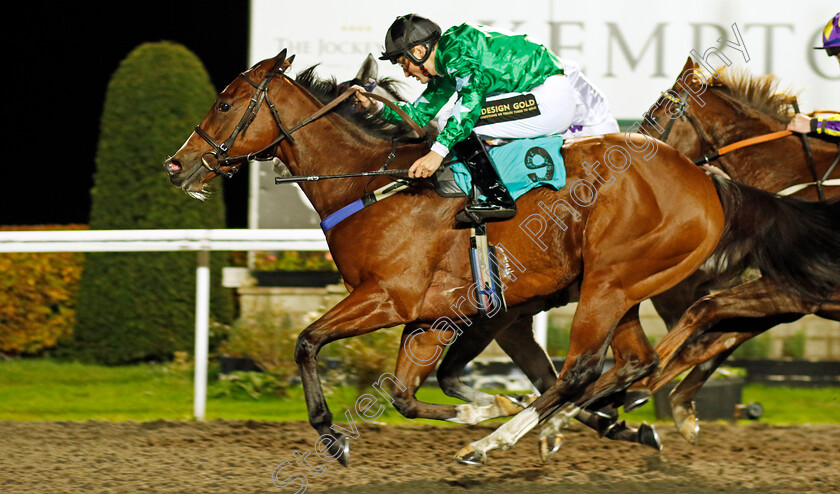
[248, 0, 838, 228]
[251, 0, 838, 117]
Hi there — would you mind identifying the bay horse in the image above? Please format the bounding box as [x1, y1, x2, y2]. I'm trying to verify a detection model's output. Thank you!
[165, 50, 725, 464]
[618, 59, 840, 442]
[341, 55, 838, 453]
[335, 54, 662, 451]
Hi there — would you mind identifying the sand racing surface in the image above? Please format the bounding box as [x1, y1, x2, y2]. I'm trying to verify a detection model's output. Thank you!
[1, 420, 838, 493]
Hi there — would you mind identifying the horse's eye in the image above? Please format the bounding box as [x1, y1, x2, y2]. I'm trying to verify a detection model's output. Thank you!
[218, 102, 231, 112]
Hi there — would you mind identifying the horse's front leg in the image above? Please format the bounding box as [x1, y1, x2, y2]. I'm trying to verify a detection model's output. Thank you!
[389, 324, 459, 420]
[294, 282, 409, 466]
[537, 304, 661, 460]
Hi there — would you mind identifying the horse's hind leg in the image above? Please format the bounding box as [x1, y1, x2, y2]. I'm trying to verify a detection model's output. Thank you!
[644, 278, 821, 392]
[494, 315, 557, 393]
[538, 304, 661, 459]
[454, 279, 632, 465]
[668, 348, 733, 444]
[658, 314, 795, 442]
[665, 292, 839, 441]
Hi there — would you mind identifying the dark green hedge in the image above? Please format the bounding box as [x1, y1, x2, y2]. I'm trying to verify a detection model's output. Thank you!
[72, 42, 233, 364]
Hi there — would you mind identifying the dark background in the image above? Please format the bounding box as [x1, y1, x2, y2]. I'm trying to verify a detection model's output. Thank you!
[2, 1, 250, 227]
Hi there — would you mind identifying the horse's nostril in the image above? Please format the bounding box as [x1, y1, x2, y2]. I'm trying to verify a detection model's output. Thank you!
[166, 159, 183, 176]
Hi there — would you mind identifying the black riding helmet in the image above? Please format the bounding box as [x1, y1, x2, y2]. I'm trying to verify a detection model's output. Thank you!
[379, 14, 441, 66]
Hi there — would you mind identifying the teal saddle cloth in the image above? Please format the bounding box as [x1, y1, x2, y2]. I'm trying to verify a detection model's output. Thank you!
[449, 135, 566, 200]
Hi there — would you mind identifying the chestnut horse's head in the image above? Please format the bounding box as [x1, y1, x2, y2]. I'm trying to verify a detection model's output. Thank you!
[164, 49, 295, 199]
[639, 57, 798, 159]
[638, 57, 714, 158]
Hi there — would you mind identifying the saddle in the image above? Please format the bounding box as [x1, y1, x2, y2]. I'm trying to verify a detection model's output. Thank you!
[433, 134, 567, 204]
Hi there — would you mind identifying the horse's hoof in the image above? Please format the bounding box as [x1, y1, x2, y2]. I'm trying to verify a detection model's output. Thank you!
[677, 415, 700, 444]
[591, 405, 618, 421]
[516, 394, 539, 407]
[623, 389, 651, 412]
[638, 422, 663, 451]
[454, 445, 485, 465]
[594, 409, 619, 437]
[496, 394, 529, 415]
[539, 434, 564, 462]
[329, 434, 351, 467]
[671, 401, 699, 445]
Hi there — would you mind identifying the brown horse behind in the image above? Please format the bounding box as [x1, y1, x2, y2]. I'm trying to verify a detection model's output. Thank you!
[623, 59, 840, 442]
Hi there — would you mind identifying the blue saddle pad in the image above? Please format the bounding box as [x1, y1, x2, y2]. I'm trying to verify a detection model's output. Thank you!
[450, 136, 566, 200]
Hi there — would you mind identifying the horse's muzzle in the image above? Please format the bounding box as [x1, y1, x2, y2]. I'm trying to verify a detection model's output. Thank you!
[164, 158, 183, 178]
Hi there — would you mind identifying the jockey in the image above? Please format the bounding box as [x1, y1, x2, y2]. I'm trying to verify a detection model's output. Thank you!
[354, 14, 618, 223]
[786, 13, 840, 140]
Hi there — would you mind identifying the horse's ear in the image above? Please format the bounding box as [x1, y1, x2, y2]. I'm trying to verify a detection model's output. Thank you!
[354, 53, 379, 81]
[680, 56, 697, 75]
[675, 56, 705, 87]
[281, 54, 295, 72]
[275, 48, 288, 67]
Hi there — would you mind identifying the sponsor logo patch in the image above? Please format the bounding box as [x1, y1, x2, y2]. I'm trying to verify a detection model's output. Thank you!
[475, 94, 540, 126]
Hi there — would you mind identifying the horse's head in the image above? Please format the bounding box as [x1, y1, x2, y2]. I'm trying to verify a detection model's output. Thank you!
[164, 50, 296, 199]
[640, 57, 797, 159]
[638, 57, 717, 158]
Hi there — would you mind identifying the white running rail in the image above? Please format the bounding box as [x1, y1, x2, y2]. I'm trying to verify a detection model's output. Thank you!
[0, 229, 328, 419]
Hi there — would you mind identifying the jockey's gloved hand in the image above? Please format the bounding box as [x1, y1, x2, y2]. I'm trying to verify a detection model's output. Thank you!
[350, 85, 374, 111]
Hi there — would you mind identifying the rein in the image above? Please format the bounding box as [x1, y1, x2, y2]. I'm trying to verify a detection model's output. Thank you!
[193, 60, 426, 179]
[652, 89, 838, 200]
[692, 130, 793, 165]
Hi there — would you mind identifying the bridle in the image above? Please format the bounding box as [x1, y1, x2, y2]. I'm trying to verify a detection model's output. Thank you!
[644, 87, 837, 201]
[192, 56, 425, 180]
[193, 58, 295, 178]
[644, 88, 719, 167]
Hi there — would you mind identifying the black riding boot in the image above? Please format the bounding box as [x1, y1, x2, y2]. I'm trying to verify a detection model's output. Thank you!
[453, 134, 517, 224]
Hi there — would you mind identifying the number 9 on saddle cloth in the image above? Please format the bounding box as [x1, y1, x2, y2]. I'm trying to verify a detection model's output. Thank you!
[442, 134, 566, 201]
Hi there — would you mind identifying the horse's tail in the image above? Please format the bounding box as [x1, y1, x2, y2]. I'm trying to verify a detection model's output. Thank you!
[710, 176, 840, 301]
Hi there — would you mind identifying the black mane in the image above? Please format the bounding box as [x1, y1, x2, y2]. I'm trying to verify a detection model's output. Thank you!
[294, 65, 422, 141]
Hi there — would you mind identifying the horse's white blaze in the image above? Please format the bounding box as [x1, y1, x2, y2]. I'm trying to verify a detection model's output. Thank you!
[539, 404, 580, 439]
[468, 407, 539, 454]
[176, 132, 197, 156]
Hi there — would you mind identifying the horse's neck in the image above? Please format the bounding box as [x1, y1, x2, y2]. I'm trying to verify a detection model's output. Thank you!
[702, 97, 837, 190]
[698, 96, 790, 182]
[276, 86, 420, 217]
[706, 94, 781, 143]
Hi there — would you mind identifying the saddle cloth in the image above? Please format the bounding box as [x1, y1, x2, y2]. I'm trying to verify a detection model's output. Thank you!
[444, 135, 567, 200]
